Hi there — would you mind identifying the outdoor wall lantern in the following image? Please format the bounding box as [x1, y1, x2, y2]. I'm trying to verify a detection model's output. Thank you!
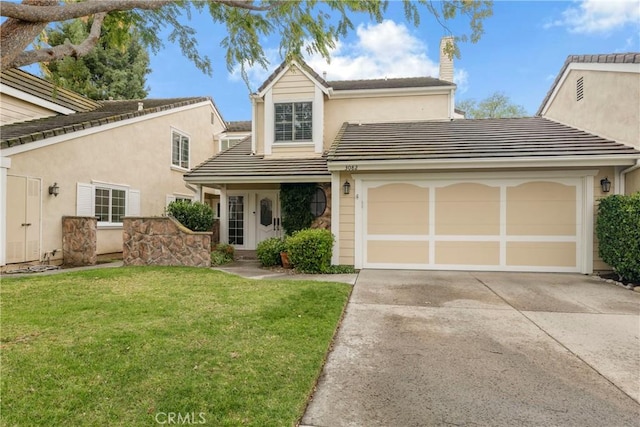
[48, 182, 60, 197]
[342, 180, 351, 195]
[600, 177, 611, 193]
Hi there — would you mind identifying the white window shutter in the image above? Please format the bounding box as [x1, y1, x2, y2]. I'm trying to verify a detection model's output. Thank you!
[128, 189, 141, 217]
[76, 183, 95, 216]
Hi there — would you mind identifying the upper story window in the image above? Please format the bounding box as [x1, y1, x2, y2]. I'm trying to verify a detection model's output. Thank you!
[275, 102, 312, 142]
[172, 130, 189, 169]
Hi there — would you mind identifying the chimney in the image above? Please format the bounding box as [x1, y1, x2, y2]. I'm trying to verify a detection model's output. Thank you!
[137, 102, 144, 111]
[439, 36, 454, 83]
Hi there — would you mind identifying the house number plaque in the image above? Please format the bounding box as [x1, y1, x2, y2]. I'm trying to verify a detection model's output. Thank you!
[345, 165, 358, 171]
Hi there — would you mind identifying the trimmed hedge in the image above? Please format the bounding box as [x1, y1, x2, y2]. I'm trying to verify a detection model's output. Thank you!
[595, 193, 640, 282]
[280, 183, 316, 235]
[167, 200, 214, 232]
[256, 237, 286, 267]
[286, 228, 334, 273]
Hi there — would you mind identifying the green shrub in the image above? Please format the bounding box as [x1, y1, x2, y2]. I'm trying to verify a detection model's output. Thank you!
[167, 200, 214, 232]
[280, 183, 316, 235]
[596, 193, 640, 282]
[286, 228, 334, 273]
[256, 237, 286, 267]
[323, 265, 357, 274]
[211, 243, 235, 266]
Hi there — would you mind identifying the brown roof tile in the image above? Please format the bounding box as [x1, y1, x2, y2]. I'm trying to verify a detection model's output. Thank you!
[1, 68, 101, 112]
[185, 138, 329, 182]
[1, 97, 210, 149]
[225, 120, 252, 132]
[328, 117, 640, 162]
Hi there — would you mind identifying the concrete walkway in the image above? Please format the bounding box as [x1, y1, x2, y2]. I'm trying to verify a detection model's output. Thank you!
[301, 270, 640, 427]
[213, 259, 358, 285]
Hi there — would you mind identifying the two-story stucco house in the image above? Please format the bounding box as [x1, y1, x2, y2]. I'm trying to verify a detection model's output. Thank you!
[537, 53, 640, 194]
[185, 42, 640, 274]
[0, 68, 226, 268]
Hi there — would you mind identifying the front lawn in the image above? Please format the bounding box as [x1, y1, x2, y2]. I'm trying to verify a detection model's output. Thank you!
[0, 267, 351, 426]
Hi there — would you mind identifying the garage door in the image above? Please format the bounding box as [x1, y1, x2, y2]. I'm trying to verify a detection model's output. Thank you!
[360, 176, 588, 273]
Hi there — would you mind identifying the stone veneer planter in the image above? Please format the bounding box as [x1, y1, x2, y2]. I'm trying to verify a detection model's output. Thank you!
[123, 217, 211, 267]
[63, 216, 97, 266]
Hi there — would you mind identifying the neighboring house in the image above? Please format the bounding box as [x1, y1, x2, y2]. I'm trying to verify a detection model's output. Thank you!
[0, 69, 226, 267]
[185, 41, 640, 274]
[219, 120, 252, 152]
[537, 53, 640, 194]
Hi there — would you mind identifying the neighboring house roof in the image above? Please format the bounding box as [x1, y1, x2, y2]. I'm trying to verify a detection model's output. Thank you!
[536, 53, 640, 116]
[1, 97, 210, 149]
[185, 137, 329, 183]
[328, 117, 640, 162]
[225, 120, 252, 132]
[255, 58, 453, 95]
[0, 68, 101, 113]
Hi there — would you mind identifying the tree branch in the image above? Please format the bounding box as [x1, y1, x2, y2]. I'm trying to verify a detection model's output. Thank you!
[8, 12, 107, 69]
[0, 0, 172, 22]
[0, 0, 274, 22]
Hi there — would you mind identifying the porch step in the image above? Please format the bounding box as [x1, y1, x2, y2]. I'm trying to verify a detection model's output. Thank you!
[235, 250, 257, 260]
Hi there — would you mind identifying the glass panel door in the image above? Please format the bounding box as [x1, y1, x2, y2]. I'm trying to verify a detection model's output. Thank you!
[228, 196, 244, 245]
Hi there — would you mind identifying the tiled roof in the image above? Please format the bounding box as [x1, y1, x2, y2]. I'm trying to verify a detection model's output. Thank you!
[185, 137, 329, 182]
[537, 53, 640, 115]
[1, 97, 210, 149]
[226, 120, 252, 132]
[328, 117, 640, 162]
[328, 76, 452, 90]
[256, 58, 451, 94]
[1, 68, 101, 112]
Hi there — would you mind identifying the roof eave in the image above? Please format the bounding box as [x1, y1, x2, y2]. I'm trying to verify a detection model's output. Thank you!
[184, 174, 331, 184]
[327, 155, 640, 171]
[329, 85, 454, 99]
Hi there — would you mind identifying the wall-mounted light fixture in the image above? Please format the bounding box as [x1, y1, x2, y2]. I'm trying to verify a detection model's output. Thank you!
[342, 180, 351, 195]
[600, 177, 611, 193]
[48, 182, 60, 197]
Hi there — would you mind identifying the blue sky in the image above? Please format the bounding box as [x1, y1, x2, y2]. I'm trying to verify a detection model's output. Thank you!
[140, 1, 637, 121]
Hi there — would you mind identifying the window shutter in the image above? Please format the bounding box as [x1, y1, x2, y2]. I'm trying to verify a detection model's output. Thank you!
[128, 189, 141, 217]
[76, 183, 95, 216]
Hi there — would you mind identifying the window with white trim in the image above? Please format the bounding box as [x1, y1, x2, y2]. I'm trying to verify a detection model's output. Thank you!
[172, 130, 190, 169]
[77, 182, 140, 226]
[275, 102, 312, 142]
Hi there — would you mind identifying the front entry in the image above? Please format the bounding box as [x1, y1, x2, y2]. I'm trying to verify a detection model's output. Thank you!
[256, 191, 282, 244]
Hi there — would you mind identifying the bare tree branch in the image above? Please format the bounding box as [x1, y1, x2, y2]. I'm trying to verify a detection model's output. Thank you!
[0, 0, 274, 22]
[9, 12, 107, 69]
[0, 0, 172, 22]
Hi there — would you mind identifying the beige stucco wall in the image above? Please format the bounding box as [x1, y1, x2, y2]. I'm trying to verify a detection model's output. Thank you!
[6, 102, 222, 263]
[0, 93, 57, 125]
[544, 69, 640, 149]
[323, 94, 450, 151]
[626, 169, 640, 194]
[256, 64, 452, 158]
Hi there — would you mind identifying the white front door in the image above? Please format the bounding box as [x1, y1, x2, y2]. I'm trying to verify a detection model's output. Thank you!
[256, 191, 281, 244]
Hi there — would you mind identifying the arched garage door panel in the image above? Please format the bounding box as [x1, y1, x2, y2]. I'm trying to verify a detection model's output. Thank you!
[362, 178, 582, 272]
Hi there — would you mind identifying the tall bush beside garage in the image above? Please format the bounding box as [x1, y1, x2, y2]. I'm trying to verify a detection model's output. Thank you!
[286, 228, 334, 273]
[280, 183, 316, 235]
[596, 193, 640, 282]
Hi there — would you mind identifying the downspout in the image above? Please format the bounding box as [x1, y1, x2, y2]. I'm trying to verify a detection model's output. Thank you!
[618, 159, 640, 195]
[185, 183, 201, 202]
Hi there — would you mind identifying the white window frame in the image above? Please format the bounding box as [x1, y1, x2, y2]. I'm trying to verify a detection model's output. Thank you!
[77, 182, 140, 228]
[171, 128, 190, 170]
[219, 136, 245, 152]
[274, 101, 313, 143]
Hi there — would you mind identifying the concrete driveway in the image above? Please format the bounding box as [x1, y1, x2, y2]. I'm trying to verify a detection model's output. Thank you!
[301, 270, 640, 427]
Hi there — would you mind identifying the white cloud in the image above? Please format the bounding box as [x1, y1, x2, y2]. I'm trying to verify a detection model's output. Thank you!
[545, 0, 640, 34]
[230, 20, 467, 90]
[454, 69, 469, 94]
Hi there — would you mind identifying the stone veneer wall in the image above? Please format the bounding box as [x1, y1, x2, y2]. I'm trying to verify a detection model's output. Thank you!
[123, 217, 211, 267]
[62, 216, 97, 266]
[311, 184, 331, 230]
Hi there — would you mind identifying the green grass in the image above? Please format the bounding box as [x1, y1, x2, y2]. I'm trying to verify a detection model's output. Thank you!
[0, 267, 351, 426]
